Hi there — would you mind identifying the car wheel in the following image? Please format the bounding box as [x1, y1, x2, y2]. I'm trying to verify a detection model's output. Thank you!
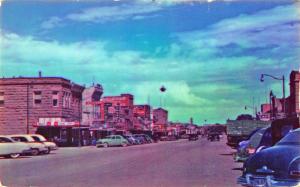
[44, 148, 51, 154]
[10, 153, 20, 159]
[31, 149, 40, 156]
[103, 143, 109, 148]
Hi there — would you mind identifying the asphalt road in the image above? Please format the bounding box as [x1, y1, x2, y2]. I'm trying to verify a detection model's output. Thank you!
[0, 136, 243, 187]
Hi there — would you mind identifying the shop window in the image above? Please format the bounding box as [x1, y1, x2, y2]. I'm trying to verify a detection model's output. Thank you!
[63, 92, 71, 108]
[33, 91, 42, 105]
[52, 91, 59, 107]
[0, 92, 4, 107]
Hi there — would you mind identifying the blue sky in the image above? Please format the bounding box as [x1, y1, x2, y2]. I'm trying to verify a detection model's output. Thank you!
[0, 0, 299, 124]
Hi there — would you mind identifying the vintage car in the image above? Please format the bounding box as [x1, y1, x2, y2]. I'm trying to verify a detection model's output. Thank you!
[9, 134, 49, 156]
[0, 136, 32, 158]
[29, 134, 58, 153]
[188, 134, 199, 141]
[238, 128, 300, 187]
[207, 132, 220, 141]
[96, 135, 130, 148]
[234, 126, 272, 162]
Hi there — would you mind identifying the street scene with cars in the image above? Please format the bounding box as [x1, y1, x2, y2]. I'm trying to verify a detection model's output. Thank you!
[1, 0, 300, 187]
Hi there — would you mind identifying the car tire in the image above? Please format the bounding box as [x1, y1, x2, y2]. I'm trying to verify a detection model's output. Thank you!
[103, 143, 109, 148]
[31, 149, 40, 156]
[9, 153, 20, 159]
[44, 148, 51, 154]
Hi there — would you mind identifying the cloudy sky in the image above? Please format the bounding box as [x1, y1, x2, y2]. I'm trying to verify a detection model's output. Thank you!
[0, 0, 299, 124]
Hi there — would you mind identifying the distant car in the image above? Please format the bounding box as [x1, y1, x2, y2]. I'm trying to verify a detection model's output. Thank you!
[238, 128, 300, 187]
[140, 134, 154, 143]
[234, 126, 272, 162]
[133, 134, 147, 144]
[9, 135, 48, 156]
[207, 133, 220, 141]
[29, 134, 58, 153]
[0, 136, 32, 158]
[124, 135, 139, 145]
[96, 135, 129, 148]
[188, 134, 198, 141]
[180, 134, 190, 139]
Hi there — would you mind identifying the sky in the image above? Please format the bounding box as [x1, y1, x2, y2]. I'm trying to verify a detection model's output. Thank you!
[0, 0, 300, 125]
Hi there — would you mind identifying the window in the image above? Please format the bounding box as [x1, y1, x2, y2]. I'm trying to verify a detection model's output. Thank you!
[0, 92, 4, 107]
[52, 91, 59, 107]
[33, 91, 42, 105]
[0, 137, 12, 143]
[63, 92, 71, 108]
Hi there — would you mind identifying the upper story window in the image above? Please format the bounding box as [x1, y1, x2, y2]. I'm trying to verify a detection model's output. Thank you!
[0, 92, 4, 107]
[63, 92, 71, 108]
[52, 91, 59, 107]
[33, 91, 42, 105]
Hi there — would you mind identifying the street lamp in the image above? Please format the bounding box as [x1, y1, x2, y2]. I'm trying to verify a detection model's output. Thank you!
[260, 74, 285, 115]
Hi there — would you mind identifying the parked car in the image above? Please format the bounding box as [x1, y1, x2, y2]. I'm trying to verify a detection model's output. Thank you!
[29, 134, 58, 153]
[96, 135, 129, 148]
[133, 134, 148, 144]
[180, 134, 190, 139]
[0, 136, 32, 158]
[9, 135, 48, 156]
[188, 134, 198, 141]
[124, 135, 140, 145]
[141, 134, 154, 143]
[234, 126, 272, 162]
[238, 128, 300, 187]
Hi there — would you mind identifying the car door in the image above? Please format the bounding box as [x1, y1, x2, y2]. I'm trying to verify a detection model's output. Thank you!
[115, 136, 122, 146]
[0, 137, 13, 155]
[110, 136, 117, 146]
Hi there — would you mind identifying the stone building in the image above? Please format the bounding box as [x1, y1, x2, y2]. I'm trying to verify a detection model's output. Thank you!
[0, 76, 84, 135]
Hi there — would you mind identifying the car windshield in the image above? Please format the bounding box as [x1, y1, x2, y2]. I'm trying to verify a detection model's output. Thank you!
[0, 137, 14, 143]
[277, 130, 300, 145]
[32, 135, 47, 142]
[248, 128, 267, 148]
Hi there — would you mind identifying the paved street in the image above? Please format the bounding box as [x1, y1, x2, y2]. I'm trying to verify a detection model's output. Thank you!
[0, 136, 242, 187]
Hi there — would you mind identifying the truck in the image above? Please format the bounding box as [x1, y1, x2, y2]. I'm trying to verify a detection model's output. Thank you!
[226, 120, 271, 149]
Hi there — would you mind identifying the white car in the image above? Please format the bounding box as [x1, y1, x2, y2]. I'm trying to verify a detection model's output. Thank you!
[9, 135, 48, 156]
[0, 136, 32, 158]
[29, 134, 58, 153]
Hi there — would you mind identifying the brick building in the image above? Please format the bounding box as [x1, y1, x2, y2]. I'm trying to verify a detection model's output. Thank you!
[152, 107, 168, 132]
[0, 76, 84, 136]
[82, 84, 103, 127]
[133, 105, 151, 130]
[290, 70, 300, 116]
[99, 94, 134, 131]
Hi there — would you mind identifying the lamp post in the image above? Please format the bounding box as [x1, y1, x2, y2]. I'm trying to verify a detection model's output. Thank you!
[260, 74, 285, 116]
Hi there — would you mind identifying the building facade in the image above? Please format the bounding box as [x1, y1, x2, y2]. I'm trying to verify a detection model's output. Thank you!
[99, 94, 134, 131]
[152, 108, 168, 132]
[290, 70, 300, 116]
[0, 76, 84, 135]
[133, 105, 151, 130]
[82, 84, 103, 127]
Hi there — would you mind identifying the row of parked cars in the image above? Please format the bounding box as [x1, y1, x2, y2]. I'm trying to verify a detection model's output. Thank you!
[96, 134, 155, 148]
[233, 117, 300, 187]
[0, 134, 58, 159]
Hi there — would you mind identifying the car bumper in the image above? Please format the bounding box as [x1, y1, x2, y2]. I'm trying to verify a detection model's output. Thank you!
[238, 175, 300, 187]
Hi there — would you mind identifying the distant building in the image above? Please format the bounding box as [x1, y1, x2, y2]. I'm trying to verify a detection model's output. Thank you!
[152, 108, 168, 132]
[290, 70, 300, 116]
[0, 76, 84, 136]
[99, 94, 134, 131]
[82, 84, 103, 127]
[133, 105, 151, 130]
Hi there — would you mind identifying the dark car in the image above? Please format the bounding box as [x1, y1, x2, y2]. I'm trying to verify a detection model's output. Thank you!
[234, 126, 272, 162]
[133, 134, 147, 144]
[207, 133, 220, 141]
[188, 134, 198, 141]
[238, 128, 300, 187]
[124, 135, 139, 145]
